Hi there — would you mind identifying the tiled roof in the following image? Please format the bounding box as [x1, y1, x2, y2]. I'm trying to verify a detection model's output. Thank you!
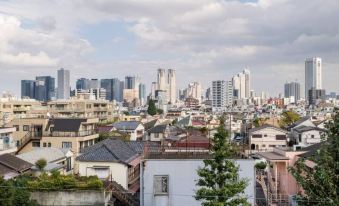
[143, 119, 158, 131]
[17, 148, 70, 164]
[257, 152, 290, 160]
[77, 138, 139, 164]
[126, 141, 160, 154]
[112, 121, 141, 130]
[298, 143, 322, 158]
[48, 118, 87, 132]
[148, 124, 167, 133]
[249, 124, 288, 133]
[0, 154, 33, 174]
[294, 125, 326, 133]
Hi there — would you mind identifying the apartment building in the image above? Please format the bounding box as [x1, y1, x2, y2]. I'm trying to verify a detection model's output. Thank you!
[6, 117, 99, 155]
[0, 127, 17, 155]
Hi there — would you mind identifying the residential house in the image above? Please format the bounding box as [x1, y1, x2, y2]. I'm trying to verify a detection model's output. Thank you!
[17, 147, 74, 174]
[147, 124, 169, 142]
[77, 138, 141, 191]
[249, 124, 288, 151]
[0, 127, 17, 155]
[112, 121, 144, 141]
[0, 153, 33, 180]
[291, 126, 326, 148]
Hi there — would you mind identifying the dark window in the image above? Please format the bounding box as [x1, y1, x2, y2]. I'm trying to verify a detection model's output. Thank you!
[264, 134, 268, 137]
[13, 125, 19, 131]
[311, 135, 315, 138]
[32, 142, 40, 147]
[66, 157, 72, 172]
[43, 142, 47, 147]
[299, 134, 302, 142]
[252, 134, 262, 138]
[276, 135, 286, 140]
[23, 125, 30, 131]
[154, 175, 169, 195]
[48, 142, 51, 147]
[62, 142, 72, 148]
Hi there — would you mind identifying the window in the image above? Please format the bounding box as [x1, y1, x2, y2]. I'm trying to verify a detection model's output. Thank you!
[264, 134, 268, 137]
[276, 135, 286, 140]
[299, 134, 302, 142]
[23, 125, 30, 131]
[13, 125, 19, 131]
[48, 142, 51, 147]
[262, 144, 266, 148]
[311, 135, 315, 138]
[32, 142, 40, 147]
[252, 134, 262, 138]
[66, 157, 72, 172]
[62, 142, 72, 148]
[43, 142, 47, 147]
[154, 175, 169, 195]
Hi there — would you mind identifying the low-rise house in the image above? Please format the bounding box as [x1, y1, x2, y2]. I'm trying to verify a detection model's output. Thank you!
[249, 124, 288, 151]
[141, 152, 255, 206]
[0, 127, 17, 155]
[77, 138, 141, 191]
[0, 153, 33, 180]
[147, 124, 169, 142]
[17, 147, 74, 174]
[112, 121, 144, 141]
[291, 126, 326, 148]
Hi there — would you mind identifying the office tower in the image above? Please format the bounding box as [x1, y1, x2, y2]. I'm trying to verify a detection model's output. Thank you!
[139, 83, 146, 105]
[167, 69, 176, 104]
[284, 81, 300, 103]
[90, 79, 99, 89]
[225, 80, 233, 106]
[212, 80, 227, 110]
[232, 69, 251, 99]
[100, 78, 123, 102]
[151, 82, 157, 99]
[157, 69, 166, 90]
[35, 76, 55, 101]
[187, 82, 202, 103]
[250, 90, 255, 98]
[205, 88, 211, 100]
[305, 57, 322, 100]
[21, 80, 35, 99]
[57, 68, 70, 99]
[125, 76, 137, 89]
[119, 81, 124, 102]
[308, 88, 326, 106]
[76, 78, 91, 90]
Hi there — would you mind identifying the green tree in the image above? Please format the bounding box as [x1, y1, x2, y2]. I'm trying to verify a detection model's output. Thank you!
[195, 122, 250, 206]
[35, 158, 47, 172]
[157, 109, 164, 115]
[253, 117, 268, 127]
[255, 162, 267, 170]
[147, 99, 157, 116]
[0, 177, 14, 206]
[288, 109, 339, 205]
[279, 111, 300, 128]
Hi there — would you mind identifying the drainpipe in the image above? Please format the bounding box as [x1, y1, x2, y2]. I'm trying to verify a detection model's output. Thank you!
[140, 160, 144, 206]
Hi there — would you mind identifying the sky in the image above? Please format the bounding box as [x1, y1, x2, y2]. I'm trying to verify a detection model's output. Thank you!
[0, 0, 338, 97]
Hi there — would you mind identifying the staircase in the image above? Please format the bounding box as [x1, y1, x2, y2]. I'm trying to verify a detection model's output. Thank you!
[109, 180, 139, 206]
[16, 131, 42, 154]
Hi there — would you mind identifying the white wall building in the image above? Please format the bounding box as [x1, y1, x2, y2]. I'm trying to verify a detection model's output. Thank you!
[141, 159, 255, 206]
[167, 69, 177, 104]
[187, 82, 202, 103]
[249, 125, 288, 151]
[212, 80, 227, 111]
[305, 57, 322, 100]
[232, 69, 250, 100]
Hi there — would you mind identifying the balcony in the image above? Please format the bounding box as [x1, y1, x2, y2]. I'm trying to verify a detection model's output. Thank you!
[43, 130, 97, 137]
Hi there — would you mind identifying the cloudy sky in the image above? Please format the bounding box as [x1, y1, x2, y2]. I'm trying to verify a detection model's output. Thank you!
[0, 0, 338, 97]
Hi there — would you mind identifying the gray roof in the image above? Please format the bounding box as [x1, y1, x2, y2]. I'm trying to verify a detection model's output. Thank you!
[294, 125, 326, 133]
[144, 119, 158, 131]
[291, 116, 311, 127]
[112, 121, 141, 131]
[48, 118, 87, 132]
[298, 143, 322, 158]
[257, 152, 290, 160]
[126, 141, 160, 154]
[77, 138, 139, 164]
[177, 116, 191, 127]
[0, 154, 33, 175]
[148, 124, 167, 133]
[249, 124, 288, 133]
[17, 148, 71, 164]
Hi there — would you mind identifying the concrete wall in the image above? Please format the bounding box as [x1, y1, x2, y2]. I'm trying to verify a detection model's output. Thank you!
[250, 128, 287, 150]
[141, 159, 255, 206]
[31, 190, 110, 206]
[78, 161, 128, 189]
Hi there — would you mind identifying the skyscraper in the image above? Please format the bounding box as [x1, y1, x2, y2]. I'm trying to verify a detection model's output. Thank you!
[284, 81, 300, 103]
[150, 82, 157, 99]
[139, 83, 146, 105]
[232, 69, 250, 99]
[305, 57, 322, 100]
[125, 76, 136, 89]
[76, 78, 91, 90]
[101, 78, 124, 102]
[57, 68, 70, 99]
[167, 69, 176, 104]
[212, 80, 227, 110]
[21, 80, 35, 99]
[187, 82, 202, 103]
[225, 80, 233, 106]
[157, 69, 167, 90]
[35, 76, 55, 101]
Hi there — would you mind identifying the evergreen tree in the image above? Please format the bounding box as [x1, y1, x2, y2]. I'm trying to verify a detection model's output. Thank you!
[147, 99, 157, 116]
[195, 121, 250, 206]
[288, 109, 339, 205]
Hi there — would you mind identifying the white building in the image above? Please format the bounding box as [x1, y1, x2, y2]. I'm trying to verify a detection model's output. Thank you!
[212, 80, 227, 111]
[157, 69, 167, 91]
[0, 127, 17, 155]
[141, 158, 255, 206]
[167, 69, 177, 104]
[249, 124, 288, 151]
[305, 57, 322, 100]
[57, 68, 70, 99]
[232, 69, 250, 99]
[292, 126, 325, 148]
[187, 82, 202, 103]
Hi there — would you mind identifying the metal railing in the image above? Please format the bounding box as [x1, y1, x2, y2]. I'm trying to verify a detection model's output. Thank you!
[43, 130, 97, 137]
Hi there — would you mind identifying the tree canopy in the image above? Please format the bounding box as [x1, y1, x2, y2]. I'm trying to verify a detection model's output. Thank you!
[195, 121, 250, 206]
[288, 109, 339, 205]
[147, 99, 157, 116]
[279, 110, 301, 128]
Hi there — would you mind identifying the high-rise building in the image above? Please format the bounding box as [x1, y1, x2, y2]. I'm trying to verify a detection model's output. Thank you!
[308, 88, 325, 106]
[232, 69, 250, 99]
[76, 78, 91, 90]
[150, 82, 157, 99]
[212, 80, 227, 110]
[57, 68, 70, 99]
[90, 79, 99, 89]
[225, 80, 233, 106]
[21, 80, 35, 99]
[157, 69, 166, 90]
[35, 76, 55, 101]
[101, 78, 124, 102]
[187, 82, 202, 103]
[139, 83, 146, 105]
[284, 81, 300, 103]
[167, 69, 176, 104]
[125, 76, 136, 89]
[305, 57, 322, 100]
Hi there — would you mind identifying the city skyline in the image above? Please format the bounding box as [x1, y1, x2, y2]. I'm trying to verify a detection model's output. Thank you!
[0, 1, 338, 96]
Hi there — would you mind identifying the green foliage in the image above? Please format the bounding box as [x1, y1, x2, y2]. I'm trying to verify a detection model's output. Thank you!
[97, 131, 130, 142]
[35, 158, 47, 171]
[195, 121, 250, 206]
[123, 111, 130, 116]
[157, 109, 164, 115]
[288, 109, 339, 205]
[255, 162, 267, 170]
[147, 99, 157, 116]
[200, 127, 208, 135]
[279, 111, 301, 128]
[253, 117, 268, 127]
[0, 177, 14, 206]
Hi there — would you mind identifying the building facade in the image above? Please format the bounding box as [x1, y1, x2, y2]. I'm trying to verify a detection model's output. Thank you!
[57, 68, 70, 100]
[284, 81, 300, 103]
[305, 57, 322, 100]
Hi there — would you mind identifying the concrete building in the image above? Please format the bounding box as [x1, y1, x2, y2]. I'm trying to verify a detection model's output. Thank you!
[167, 69, 176, 104]
[21, 80, 35, 99]
[233, 69, 250, 99]
[187, 82, 202, 103]
[305, 57, 322, 100]
[139, 83, 146, 105]
[212, 80, 227, 111]
[157, 69, 167, 91]
[150, 82, 157, 99]
[57, 68, 70, 99]
[284, 81, 300, 103]
[76, 78, 91, 90]
[141, 155, 255, 206]
[249, 124, 288, 151]
[0, 127, 17, 155]
[308, 88, 326, 106]
[35, 76, 55, 101]
[100, 78, 122, 102]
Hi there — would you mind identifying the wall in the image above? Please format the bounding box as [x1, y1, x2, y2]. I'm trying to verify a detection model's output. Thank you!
[78, 161, 128, 189]
[250, 128, 287, 150]
[31, 190, 110, 206]
[141, 159, 255, 206]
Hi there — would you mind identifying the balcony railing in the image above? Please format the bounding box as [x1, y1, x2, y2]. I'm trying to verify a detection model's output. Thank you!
[43, 130, 97, 137]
